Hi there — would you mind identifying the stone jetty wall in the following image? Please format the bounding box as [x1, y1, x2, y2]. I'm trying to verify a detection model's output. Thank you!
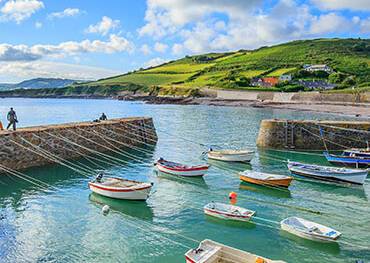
[256, 119, 370, 150]
[0, 117, 157, 171]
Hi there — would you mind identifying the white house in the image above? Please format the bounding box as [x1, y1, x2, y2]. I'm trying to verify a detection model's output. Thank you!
[303, 64, 331, 72]
[279, 74, 292, 81]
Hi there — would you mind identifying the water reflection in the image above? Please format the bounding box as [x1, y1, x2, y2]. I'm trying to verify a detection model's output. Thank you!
[239, 182, 292, 199]
[154, 170, 209, 189]
[205, 215, 256, 229]
[280, 230, 341, 255]
[89, 193, 154, 221]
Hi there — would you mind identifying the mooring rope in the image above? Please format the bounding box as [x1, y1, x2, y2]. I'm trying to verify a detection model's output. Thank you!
[31, 133, 97, 174]
[9, 138, 91, 177]
[45, 131, 131, 167]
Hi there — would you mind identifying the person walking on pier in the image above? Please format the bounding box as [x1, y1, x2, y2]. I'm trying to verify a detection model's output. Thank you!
[6, 107, 18, 131]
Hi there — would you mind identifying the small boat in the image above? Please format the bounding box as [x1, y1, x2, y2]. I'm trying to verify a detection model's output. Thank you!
[239, 170, 293, 188]
[185, 239, 286, 263]
[324, 151, 370, 168]
[207, 149, 254, 162]
[343, 148, 370, 158]
[280, 217, 341, 242]
[155, 158, 209, 177]
[203, 202, 255, 222]
[88, 173, 153, 200]
[287, 161, 368, 185]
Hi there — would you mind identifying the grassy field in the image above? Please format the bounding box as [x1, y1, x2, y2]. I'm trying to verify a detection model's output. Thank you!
[11, 38, 368, 97]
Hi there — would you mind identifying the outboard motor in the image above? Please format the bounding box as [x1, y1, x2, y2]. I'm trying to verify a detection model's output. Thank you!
[96, 172, 104, 183]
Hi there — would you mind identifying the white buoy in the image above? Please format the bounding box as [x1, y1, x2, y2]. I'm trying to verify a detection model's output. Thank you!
[102, 205, 110, 215]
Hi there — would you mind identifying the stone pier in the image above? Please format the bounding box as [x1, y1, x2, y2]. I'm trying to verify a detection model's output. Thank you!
[0, 117, 157, 171]
[256, 119, 370, 150]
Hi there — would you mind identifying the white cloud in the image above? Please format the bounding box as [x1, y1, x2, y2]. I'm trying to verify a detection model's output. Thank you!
[140, 44, 151, 55]
[34, 21, 42, 28]
[0, 0, 44, 24]
[85, 16, 120, 36]
[0, 61, 120, 82]
[154, 42, 168, 53]
[0, 34, 134, 62]
[311, 0, 370, 11]
[140, 0, 366, 54]
[310, 13, 351, 35]
[172, 43, 183, 55]
[144, 57, 167, 68]
[48, 8, 81, 19]
[360, 18, 370, 33]
[139, 0, 262, 37]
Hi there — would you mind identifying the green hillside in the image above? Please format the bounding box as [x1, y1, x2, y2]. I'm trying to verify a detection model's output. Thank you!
[4, 38, 368, 98]
[82, 38, 369, 93]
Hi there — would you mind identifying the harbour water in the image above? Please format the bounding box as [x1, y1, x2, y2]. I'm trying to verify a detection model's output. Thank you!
[0, 98, 369, 263]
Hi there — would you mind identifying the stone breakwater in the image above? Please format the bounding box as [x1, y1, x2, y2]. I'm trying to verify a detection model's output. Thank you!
[0, 117, 157, 171]
[256, 119, 370, 150]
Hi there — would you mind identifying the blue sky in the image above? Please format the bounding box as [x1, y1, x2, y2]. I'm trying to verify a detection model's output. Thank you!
[0, 0, 369, 83]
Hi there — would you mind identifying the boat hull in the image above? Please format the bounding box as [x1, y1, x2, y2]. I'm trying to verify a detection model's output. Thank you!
[240, 175, 292, 188]
[324, 152, 370, 168]
[204, 208, 254, 222]
[88, 182, 152, 200]
[281, 223, 338, 243]
[207, 152, 254, 162]
[156, 163, 208, 177]
[288, 162, 368, 185]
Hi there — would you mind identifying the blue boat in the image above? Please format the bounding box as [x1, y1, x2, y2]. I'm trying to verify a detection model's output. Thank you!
[324, 151, 370, 168]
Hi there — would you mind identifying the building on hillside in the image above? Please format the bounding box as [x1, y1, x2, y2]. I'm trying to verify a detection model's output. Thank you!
[251, 77, 279, 87]
[261, 77, 279, 87]
[279, 74, 292, 82]
[303, 64, 332, 72]
[295, 80, 336, 90]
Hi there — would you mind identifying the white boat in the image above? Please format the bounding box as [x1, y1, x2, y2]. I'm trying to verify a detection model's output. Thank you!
[239, 170, 293, 188]
[155, 158, 209, 177]
[88, 175, 153, 200]
[280, 217, 341, 242]
[185, 239, 286, 263]
[287, 161, 368, 185]
[204, 202, 255, 222]
[207, 149, 254, 162]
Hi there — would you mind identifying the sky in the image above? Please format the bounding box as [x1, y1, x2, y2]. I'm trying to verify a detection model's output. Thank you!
[0, 0, 369, 83]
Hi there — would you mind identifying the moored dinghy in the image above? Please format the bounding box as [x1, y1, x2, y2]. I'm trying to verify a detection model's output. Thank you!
[239, 170, 293, 188]
[155, 158, 209, 177]
[280, 217, 341, 242]
[207, 149, 254, 162]
[287, 161, 368, 185]
[185, 239, 286, 263]
[88, 173, 153, 200]
[204, 202, 255, 222]
[324, 151, 370, 168]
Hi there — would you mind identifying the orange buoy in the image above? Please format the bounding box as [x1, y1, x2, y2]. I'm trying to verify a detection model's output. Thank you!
[229, 191, 237, 200]
[230, 198, 237, 205]
[255, 257, 265, 263]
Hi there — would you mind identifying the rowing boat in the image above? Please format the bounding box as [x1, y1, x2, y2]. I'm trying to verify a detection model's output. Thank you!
[239, 170, 293, 188]
[88, 176, 153, 200]
[207, 149, 254, 162]
[185, 239, 286, 263]
[280, 217, 341, 242]
[155, 158, 209, 177]
[203, 202, 255, 222]
[324, 151, 370, 168]
[287, 161, 368, 185]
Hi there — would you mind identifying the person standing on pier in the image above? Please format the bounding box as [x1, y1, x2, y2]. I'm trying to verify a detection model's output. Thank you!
[6, 107, 18, 131]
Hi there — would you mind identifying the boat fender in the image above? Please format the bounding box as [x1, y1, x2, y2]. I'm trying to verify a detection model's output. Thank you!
[102, 205, 110, 215]
[150, 182, 154, 186]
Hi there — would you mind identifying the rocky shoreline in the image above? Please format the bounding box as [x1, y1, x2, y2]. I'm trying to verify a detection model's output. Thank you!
[1, 93, 369, 118]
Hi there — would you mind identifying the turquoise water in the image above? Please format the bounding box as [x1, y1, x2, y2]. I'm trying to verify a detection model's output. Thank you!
[0, 98, 369, 263]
